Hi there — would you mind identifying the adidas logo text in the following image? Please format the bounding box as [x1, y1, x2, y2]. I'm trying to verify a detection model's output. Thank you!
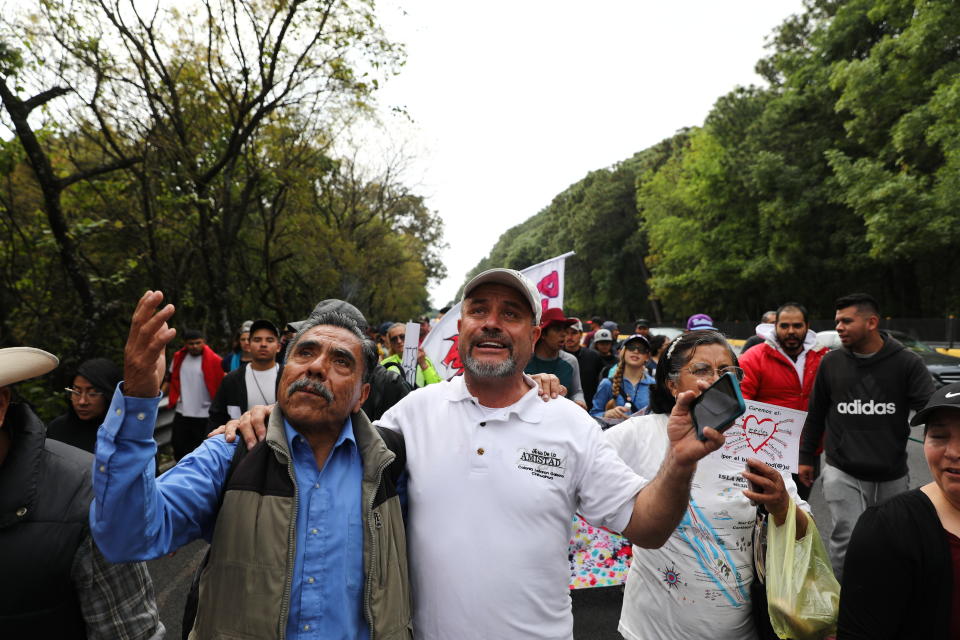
[836, 399, 897, 416]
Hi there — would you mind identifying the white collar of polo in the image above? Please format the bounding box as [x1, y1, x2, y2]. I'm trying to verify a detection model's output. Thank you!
[445, 374, 545, 424]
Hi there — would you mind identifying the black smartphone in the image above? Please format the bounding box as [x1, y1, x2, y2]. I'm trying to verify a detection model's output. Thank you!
[691, 371, 747, 441]
[745, 461, 763, 505]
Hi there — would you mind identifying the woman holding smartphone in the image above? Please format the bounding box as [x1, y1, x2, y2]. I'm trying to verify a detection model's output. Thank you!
[603, 330, 810, 640]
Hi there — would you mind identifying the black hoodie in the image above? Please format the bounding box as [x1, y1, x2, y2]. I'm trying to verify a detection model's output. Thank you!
[799, 333, 934, 481]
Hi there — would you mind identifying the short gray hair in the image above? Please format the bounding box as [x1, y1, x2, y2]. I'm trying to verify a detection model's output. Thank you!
[285, 312, 378, 383]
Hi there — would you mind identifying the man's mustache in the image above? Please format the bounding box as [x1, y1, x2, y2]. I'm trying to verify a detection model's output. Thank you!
[287, 377, 334, 402]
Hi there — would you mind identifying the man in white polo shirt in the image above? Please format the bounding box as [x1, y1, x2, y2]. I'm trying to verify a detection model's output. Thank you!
[377, 268, 725, 639]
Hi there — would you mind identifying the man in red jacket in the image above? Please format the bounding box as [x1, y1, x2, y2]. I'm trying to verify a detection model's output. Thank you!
[166, 329, 224, 459]
[739, 302, 827, 499]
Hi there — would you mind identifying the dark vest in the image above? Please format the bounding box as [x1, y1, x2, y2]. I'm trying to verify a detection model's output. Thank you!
[0, 403, 92, 638]
[189, 410, 412, 639]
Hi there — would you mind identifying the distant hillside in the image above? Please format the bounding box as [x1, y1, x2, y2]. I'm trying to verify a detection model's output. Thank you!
[464, 0, 960, 321]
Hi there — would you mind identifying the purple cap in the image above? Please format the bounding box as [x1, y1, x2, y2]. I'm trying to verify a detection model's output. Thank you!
[686, 313, 716, 331]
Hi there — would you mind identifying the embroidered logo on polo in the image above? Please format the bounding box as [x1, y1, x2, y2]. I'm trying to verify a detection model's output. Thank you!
[516, 447, 566, 480]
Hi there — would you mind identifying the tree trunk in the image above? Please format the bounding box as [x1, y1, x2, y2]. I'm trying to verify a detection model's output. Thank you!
[0, 78, 99, 356]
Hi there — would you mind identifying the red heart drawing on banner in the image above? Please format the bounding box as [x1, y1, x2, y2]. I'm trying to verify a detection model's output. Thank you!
[741, 415, 779, 454]
[537, 271, 559, 298]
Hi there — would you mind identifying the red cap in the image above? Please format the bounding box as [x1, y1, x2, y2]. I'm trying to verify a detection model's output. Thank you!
[539, 307, 576, 330]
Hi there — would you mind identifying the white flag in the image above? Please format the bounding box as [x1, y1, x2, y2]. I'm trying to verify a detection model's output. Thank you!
[521, 251, 574, 314]
[421, 252, 574, 380]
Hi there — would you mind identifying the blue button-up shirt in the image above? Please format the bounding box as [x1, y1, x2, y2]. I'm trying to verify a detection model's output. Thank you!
[90, 385, 369, 640]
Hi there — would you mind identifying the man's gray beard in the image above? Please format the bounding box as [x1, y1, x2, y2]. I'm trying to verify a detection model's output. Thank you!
[462, 352, 517, 378]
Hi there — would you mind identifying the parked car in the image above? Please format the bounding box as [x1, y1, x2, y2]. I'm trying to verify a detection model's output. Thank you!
[815, 329, 960, 388]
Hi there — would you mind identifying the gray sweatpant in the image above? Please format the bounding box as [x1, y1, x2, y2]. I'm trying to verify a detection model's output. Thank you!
[821, 462, 908, 581]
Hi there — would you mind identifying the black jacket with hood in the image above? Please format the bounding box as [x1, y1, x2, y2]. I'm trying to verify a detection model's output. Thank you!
[47, 358, 122, 454]
[207, 362, 252, 430]
[799, 333, 934, 481]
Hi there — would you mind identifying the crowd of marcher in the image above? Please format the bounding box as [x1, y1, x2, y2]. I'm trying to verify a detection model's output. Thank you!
[0, 269, 955, 639]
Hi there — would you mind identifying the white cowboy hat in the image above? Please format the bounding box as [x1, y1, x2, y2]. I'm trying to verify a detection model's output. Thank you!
[0, 347, 59, 387]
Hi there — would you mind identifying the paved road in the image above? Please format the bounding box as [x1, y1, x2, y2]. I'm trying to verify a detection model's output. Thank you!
[146, 427, 932, 639]
[147, 539, 208, 640]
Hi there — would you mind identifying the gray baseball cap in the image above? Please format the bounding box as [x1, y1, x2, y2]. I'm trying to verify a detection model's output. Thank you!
[461, 268, 542, 324]
[308, 299, 368, 330]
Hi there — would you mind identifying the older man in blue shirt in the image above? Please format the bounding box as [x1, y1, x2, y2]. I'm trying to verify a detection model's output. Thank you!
[90, 291, 411, 639]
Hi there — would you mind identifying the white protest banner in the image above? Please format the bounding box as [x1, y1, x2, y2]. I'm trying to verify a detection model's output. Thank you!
[713, 399, 807, 473]
[420, 302, 463, 380]
[400, 322, 420, 387]
[521, 251, 575, 315]
[421, 252, 575, 380]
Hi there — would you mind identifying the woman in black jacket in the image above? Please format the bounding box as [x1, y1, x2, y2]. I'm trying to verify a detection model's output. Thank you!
[46, 358, 121, 453]
[839, 382, 960, 639]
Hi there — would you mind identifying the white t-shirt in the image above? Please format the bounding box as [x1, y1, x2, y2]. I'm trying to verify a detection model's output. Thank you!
[175, 354, 211, 418]
[376, 375, 647, 640]
[603, 413, 809, 640]
[244, 363, 278, 408]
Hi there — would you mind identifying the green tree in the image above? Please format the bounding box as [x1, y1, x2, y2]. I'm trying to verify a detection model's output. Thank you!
[471, 0, 960, 321]
[825, 0, 960, 313]
[0, 0, 444, 400]
[1, 0, 405, 335]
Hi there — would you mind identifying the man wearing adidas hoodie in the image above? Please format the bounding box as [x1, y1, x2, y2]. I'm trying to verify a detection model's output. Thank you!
[798, 293, 934, 579]
[739, 302, 827, 500]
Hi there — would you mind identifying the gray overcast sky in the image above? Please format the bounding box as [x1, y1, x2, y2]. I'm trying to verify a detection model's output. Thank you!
[365, 1, 807, 307]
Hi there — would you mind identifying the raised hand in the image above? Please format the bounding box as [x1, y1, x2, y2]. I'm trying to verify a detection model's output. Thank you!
[665, 387, 725, 469]
[124, 290, 176, 398]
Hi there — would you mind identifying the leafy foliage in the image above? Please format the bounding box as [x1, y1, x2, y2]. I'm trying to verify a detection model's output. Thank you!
[0, 0, 443, 409]
[468, 0, 960, 322]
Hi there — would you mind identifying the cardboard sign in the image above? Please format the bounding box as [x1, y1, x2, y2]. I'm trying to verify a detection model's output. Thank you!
[714, 400, 807, 473]
[401, 322, 420, 387]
